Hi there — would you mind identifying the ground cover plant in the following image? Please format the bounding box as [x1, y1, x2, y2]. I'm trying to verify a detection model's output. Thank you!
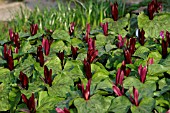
[1, 0, 170, 113]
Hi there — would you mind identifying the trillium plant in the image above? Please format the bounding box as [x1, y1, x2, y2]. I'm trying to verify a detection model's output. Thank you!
[1, 0, 170, 113]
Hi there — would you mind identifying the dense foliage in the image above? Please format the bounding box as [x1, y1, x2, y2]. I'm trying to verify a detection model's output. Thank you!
[0, 0, 170, 113]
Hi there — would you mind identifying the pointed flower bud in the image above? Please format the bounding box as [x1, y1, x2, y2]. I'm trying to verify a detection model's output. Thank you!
[58, 51, 65, 69]
[138, 64, 147, 83]
[162, 38, 168, 59]
[69, 22, 75, 36]
[83, 59, 92, 80]
[71, 45, 78, 60]
[166, 31, 170, 44]
[138, 29, 145, 46]
[30, 24, 38, 36]
[37, 45, 44, 67]
[3, 45, 14, 71]
[21, 93, 36, 113]
[115, 68, 124, 86]
[128, 38, 136, 55]
[43, 65, 52, 86]
[147, 58, 154, 65]
[116, 35, 126, 48]
[78, 79, 91, 100]
[113, 84, 124, 96]
[84, 24, 90, 42]
[100, 22, 108, 36]
[9, 28, 14, 41]
[124, 49, 132, 64]
[110, 2, 118, 21]
[129, 87, 139, 106]
[19, 71, 29, 90]
[42, 37, 51, 56]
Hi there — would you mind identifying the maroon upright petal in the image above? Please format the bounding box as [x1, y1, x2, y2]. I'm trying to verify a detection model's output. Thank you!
[14, 33, 20, 49]
[100, 22, 108, 36]
[162, 38, 168, 59]
[110, 2, 118, 21]
[30, 24, 38, 36]
[9, 29, 14, 41]
[69, 22, 75, 36]
[133, 87, 139, 106]
[113, 85, 123, 96]
[71, 45, 78, 60]
[19, 71, 29, 89]
[84, 59, 92, 80]
[138, 29, 145, 46]
[124, 49, 132, 64]
[37, 45, 44, 67]
[21, 94, 28, 105]
[42, 38, 50, 56]
[3, 44, 7, 59]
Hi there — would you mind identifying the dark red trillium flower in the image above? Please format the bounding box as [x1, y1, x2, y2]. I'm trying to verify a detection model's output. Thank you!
[83, 59, 92, 80]
[113, 84, 124, 96]
[84, 23, 90, 43]
[19, 71, 29, 90]
[116, 35, 126, 48]
[161, 37, 168, 59]
[138, 64, 147, 83]
[77, 79, 91, 100]
[30, 24, 38, 36]
[42, 38, 51, 56]
[42, 65, 52, 87]
[71, 45, 78, 60]
[69, 22, 75, 36]
[129, 87, 139, 106]
[166, 31, 170, 45]
[121, 60, 131, 77]
[124, 49, 132, 64]
[100, 22, 108, 36]
[3, 44, 14, 71]
[87, 38, 98, 63]
[148, 0, 162, 20]
[56, 107, 70, 113]
[9, 28, 14, 41]
[138, 29, 145, 46]
[110, 2, 118, 21]
[115, 68, 124, 86]
[58, 51, 64, 69]
[21, 93, 36, 113]
[128, 37, 136, 55]
[37, 45, 44, 67]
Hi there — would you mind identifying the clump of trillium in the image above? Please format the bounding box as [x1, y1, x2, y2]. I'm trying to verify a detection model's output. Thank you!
[77, 79, 91, 100]
[110, 2, 118, 21]
[160, 31, 168, 59]
[37, 45, 44, 67]
[58, 51, 65, 70]
[100, 22, 108, 36]
[30, 24, 38, 36]
[41, 65, 53, 87]
[69, 22, 75, 36]
[148, 0, 162, 20]
[3, 44, 14, 71]
[19, 71, 29, 90]
[21, 93, 36, 113]
[56, 107, 70, 113]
